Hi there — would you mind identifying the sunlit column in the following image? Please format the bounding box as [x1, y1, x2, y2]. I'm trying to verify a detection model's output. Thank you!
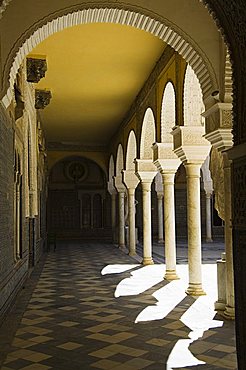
[185, 163, 206, 295]
[135, 160, 157, 265]
[114, 176, 126, 249]
[153, 143, 181, 280]
[157, 193, 164, 244]
[123, 170, 139, 256]
[205, 191, 213, 242]
[162, 172, 179, 280]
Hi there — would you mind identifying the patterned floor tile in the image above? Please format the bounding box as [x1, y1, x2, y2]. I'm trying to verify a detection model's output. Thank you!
[0, 242, 237, 370]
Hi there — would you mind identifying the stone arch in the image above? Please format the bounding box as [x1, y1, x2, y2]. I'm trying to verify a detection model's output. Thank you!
[140, 108, 156, 160]
[108, 154, 115, 182]
[2, 5, 218, 108]
[183, 64, 205, 126]
[161, 81, 176, 143]
[116, 143, 124, 176]
[126, 130, 137, 171]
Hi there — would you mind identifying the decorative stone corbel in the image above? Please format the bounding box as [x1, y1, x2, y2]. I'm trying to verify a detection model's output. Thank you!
[35, 89, 51, 109]
[27, 57, 47, 83]
[203, 102, 233, 151]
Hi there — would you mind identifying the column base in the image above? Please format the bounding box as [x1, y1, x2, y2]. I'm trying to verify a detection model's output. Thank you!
[223, 305, 235, 320]
[206, 237, 213, 243]
[214, 300, 226, 312]
[186, 284, 206, 296]
[142, 257, 154, 265]
[158, 239, 164, 244]
[164, 270, 180, 280]
[128, 250, 137, 256]
[119, 244, 125, 250]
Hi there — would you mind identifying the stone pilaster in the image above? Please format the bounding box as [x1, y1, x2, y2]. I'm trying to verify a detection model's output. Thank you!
[154, 173, 164, 244]
[203, 103, 234, 319]
[135, 159, 157, 265]
[172, 126, 211, 295]
[114, 176, 126, 249]
[122, 171, 139, 256]
[153, 143, 181, 280]
[107, 182, 117, 244]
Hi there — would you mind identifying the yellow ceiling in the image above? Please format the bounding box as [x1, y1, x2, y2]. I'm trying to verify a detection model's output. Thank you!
[30, 23, 165, 145]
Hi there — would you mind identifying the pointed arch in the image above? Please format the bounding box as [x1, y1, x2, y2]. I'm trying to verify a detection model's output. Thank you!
[108, 154, 115, 182]
[126, 130, 137, 171]
[116, 143, 124, 176]
[161, 81, 176, 143]
[183, 64, 205, 126]
[140, 108, 156, 160]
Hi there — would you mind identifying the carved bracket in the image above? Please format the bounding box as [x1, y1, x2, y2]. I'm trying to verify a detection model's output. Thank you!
[35, 89, 51, 109]
[27, 57, 47, 83]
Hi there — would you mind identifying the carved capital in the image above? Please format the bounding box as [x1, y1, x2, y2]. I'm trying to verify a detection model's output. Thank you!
[35, 89, 51, 109]
[172, 126, 211, 164]
[27, 58, 47, 83]
[202, 102, 233, 134]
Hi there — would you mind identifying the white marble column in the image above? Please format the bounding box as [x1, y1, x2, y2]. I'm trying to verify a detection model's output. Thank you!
[141, 180, 154, 265]
[118, 191, 125, 249]
[185, 163, 205, 295]
[157, 193, 164, 244]
[205, 191, 213, 242]
[107, 182, 117, 244]
[114, 176, 126, 250]
[201, 155, 213, 243]
[162, 172, 179, 280]
[135, 160, 157, 265]
[152, 143, 181, 280]
[123, 171, 139, 256]
[172, 126, 210, 295]
[111, 193, 117, 243]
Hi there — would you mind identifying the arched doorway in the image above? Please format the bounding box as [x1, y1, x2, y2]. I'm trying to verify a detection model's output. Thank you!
[48, 156, 111, 241]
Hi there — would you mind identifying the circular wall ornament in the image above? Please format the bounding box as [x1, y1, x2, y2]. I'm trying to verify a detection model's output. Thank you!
[65, 160, 88, 183]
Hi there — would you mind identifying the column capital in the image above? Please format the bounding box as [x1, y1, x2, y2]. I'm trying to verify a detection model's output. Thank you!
[172, 125, 211, 165]
[135, 159, 157, 183]
[202, 102, 233, 152]
[107, 181, 117, 196]
[122, 170, 139, 190]
[113, 175, 126, 193]
[153, 142, 181, 173]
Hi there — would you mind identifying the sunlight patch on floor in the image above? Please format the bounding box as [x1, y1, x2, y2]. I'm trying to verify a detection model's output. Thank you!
[101, 262, 224, 369]
[101, 264, 139, 275]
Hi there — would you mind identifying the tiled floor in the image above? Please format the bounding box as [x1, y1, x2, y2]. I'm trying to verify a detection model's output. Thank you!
[0, 242, 237, 369]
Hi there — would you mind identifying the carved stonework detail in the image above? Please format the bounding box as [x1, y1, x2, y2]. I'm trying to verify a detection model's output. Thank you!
[233, 160, 246, 228]
[35, 89, 51, 109]
[222, 110, 232, 128]
[27, 58, 47, 83]
[209, 147, 225, 220]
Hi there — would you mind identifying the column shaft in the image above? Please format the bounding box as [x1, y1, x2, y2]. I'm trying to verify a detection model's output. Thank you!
[142, 182, 154, 265]
[205, 192, 213, 242]
[128, 188, 137, 256]
[111, 193, 116, 243]
[157, 195, 164, 243]
[163, 173, 179, 280]
[118, 191, 125, 249]
[185, 164, 206, 295]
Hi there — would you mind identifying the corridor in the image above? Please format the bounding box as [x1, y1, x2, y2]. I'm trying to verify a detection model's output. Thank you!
[0, 243, 236, 370]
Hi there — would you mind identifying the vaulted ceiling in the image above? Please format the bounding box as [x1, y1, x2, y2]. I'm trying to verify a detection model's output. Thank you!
[30, 23, 166, 146]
